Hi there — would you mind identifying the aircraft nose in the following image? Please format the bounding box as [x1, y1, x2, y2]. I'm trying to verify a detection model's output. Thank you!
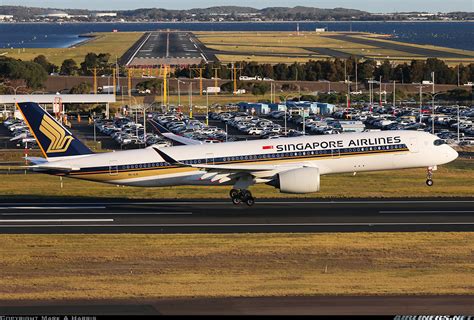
[447, 146, 459, 162]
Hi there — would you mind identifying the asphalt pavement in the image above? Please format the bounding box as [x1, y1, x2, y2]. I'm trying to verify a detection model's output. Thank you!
[128, 31, 206, 66]
[327, 34, 473, 59]
[2, 295, 473, 315]
[0, 198, 473, 234]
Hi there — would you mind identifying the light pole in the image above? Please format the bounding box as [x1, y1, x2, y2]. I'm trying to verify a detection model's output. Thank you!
[6, 85, 27, 95]
[129, 96, 140, 138]
[354, 58, 358, 92]
[189, 82, 193, 119]
[392, 80, 397, 108]
[206, 89, 209, 126]
[425, 92, 443, 135]
[283, 93, 293, 136]
[346, 76, 352, 109]
[456, 104, 460, 143]
[378, 76, 382, 106]
[5, 85, 27, 116]
[142, 103, 152, 142]
[367, 78, 377, 109]
[320, 80, 330, 93]
[415, 84, 427, 123]
[177, 79, 185, 107]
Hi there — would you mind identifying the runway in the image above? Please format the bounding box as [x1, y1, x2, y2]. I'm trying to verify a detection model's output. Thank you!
[0, 198, 473, 233]
[127, 31, 207, 66]
[2, 295, 473, 315]
[327, 34, 473, 59]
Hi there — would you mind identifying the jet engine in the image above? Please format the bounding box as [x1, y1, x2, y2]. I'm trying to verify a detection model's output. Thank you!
[267, 167, 320, 194]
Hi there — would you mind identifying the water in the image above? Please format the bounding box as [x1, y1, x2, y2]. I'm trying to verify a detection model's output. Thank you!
[0, 21, 473, 51]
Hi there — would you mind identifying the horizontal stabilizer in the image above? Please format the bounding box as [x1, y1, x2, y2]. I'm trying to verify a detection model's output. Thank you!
[31, 164, 80, 172]
[25, 156, 48, 165]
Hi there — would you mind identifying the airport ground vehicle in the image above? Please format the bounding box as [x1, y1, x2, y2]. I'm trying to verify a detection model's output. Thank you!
[18, 102, 458, 206]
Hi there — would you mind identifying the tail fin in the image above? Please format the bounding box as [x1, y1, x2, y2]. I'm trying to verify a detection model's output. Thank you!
[16, 102, 93, 159]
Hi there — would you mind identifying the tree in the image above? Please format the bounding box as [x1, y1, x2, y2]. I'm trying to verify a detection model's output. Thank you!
[60, 59, 78, 76]
[33, 55, 58, 74]
[22, 61, 48, 88]
[220, 81, 234, 93]
[409, 60, 425, 83]
[376, 60, 393, 82]
[358, 60, 377, 82]
[0, 57, 47, 89]
[251, 83, 270, 97]
[80, 52, 98, 75]
[273, 63, 289, 80]
[69, 82, 92, 94]
[79, 52, 112, 75]
[136, 79, 162, 93]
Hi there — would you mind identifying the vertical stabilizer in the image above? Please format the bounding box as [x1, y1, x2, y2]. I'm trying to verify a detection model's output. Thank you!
[16, 102, 93, 159]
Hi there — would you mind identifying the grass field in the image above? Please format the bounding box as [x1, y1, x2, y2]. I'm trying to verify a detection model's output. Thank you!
[209, 44, 314, 54]
[196, 31, 474, 64]
[215, 54, 323, 64]
[110, 92, 279, 110]
[1, 158, 472, 199]
[196, 31, 370, 49]
[0, 232, 472, 300]
[351, 35, 474, 57]
[3, 32, 143, 65]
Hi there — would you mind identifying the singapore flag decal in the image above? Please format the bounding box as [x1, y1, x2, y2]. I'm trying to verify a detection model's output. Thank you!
[262, 145, 274, 150]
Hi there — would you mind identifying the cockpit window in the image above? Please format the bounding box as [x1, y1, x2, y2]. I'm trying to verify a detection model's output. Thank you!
[433, 139, 446, 146]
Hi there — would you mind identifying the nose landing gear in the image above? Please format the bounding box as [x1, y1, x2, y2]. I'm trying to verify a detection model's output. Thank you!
[426, 167, 434, 186]
[230, 189, 255, 206]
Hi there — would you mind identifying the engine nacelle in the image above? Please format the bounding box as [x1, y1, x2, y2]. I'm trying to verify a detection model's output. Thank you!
[268, 167, 320, 194]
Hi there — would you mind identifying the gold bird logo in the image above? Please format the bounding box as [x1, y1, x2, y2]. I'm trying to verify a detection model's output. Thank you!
[39, 115, 74, 153]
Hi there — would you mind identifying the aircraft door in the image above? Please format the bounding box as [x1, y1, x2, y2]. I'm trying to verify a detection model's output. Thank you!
[331, 148, 340, 158]
[409, 138, 419, 153]
[205, 153, 215, 165]
[109, 160, 119, 176]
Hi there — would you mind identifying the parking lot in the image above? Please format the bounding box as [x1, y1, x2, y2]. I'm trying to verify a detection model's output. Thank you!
[1, 102, 473, 153]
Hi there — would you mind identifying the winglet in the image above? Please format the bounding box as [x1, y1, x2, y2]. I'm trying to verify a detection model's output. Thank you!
[153, 147, 185, 166]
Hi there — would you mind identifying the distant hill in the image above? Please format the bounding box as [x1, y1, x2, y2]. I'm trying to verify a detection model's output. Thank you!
[0, 5, 471, 21]
[259, 6, 368, 20]
[119, 5, 371, 21]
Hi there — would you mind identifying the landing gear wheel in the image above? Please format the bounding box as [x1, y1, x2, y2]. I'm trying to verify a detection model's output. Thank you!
[240, 190, 251, 200]
[229, 189, 239, 198]
[245, 197, 255, 207]
[232, 196, 242, 205]
[229, 189, 256, 206]
[426, 167, 434, 187]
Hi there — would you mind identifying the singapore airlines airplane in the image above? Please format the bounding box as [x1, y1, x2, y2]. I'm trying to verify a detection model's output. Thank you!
[17, 102, 458, 206]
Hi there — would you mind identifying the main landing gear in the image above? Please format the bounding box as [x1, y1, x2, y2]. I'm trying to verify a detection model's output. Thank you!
[230, 189, 255, 206]
[426, 167, 434, 186]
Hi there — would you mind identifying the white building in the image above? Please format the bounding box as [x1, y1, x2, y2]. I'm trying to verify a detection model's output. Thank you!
[93, 12, 117, 18]
[0, 15, 14, 21]
[38, 10, 70, 19]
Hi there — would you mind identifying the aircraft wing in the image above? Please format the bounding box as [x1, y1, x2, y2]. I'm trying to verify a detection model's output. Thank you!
[154, 148, 307, 183]
[10, 133, 27, 141]
[148, 119, 203, 145]
[162, 132, 203, 145]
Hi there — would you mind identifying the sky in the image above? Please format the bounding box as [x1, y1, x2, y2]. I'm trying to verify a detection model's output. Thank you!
[0, 0, 472, 12]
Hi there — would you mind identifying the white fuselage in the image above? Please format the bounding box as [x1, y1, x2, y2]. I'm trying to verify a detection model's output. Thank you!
[38, 130, 458, 188]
